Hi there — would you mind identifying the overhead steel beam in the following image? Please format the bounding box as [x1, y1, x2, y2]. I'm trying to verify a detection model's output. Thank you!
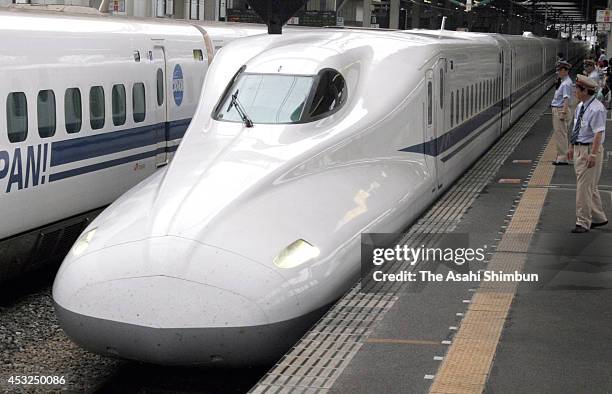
[245, 0, 308, 34]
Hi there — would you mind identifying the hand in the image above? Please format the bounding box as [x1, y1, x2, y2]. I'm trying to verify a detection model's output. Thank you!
[567, 149, 574, 161]
[587, 154, 597, 168]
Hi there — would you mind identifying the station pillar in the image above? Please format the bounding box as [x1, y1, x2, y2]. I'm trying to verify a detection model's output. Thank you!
[390, 0, 400, 29]
[411, 0, 421, 28]
[363, 0, 371, 27]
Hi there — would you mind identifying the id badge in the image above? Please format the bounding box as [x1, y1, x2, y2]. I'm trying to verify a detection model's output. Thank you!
[581, 119, 587, 128]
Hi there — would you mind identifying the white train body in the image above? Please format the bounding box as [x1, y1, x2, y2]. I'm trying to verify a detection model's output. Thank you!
[53, 29, 587, 366]
[0, 10, 266, 280]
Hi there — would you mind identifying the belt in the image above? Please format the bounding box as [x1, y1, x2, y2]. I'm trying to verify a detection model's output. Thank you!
[551, 106, 563, 108]
[572, 142, 592, 146]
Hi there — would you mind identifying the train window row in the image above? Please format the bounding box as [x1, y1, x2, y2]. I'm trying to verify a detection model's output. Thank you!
[6, 78, 156, 143]
[449, 76, 501, 128]
[516, 61, 539, 87]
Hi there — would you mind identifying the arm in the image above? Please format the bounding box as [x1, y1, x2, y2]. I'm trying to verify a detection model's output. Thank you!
[562, 97, 570, 115]
[561, 83, 571, 117]
[587, 132, 603, 168]
[587, 109, 606, 168]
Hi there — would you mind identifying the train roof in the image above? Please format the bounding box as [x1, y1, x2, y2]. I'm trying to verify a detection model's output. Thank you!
[0, 7, 203, 36]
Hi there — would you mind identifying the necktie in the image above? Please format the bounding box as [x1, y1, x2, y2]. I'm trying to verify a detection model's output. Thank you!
[570, 103, 587, 144]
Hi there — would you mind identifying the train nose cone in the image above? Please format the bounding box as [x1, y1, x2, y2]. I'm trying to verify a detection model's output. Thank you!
[52, 237, 302, 365]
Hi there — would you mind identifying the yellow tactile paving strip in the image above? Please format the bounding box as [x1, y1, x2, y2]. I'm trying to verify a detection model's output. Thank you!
[429, 132, 557, 394]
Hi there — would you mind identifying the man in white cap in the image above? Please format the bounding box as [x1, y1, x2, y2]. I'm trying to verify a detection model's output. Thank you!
[584, 58, 601, 86]
[551, 60, 573, 165]
[567, 74, 608, 233]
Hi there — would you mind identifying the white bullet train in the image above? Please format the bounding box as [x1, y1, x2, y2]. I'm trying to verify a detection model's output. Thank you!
[53, 28, 587, 366]
[0, 9, 266, 281]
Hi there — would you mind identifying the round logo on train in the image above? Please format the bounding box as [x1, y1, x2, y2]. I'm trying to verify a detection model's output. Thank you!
[172, 64, 184, 106]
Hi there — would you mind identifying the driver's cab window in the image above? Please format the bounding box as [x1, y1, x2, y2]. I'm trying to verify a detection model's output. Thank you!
[307, 69, 347, 119]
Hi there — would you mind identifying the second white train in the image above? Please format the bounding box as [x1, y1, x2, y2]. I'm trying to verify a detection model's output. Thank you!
[53, 28, 587, 366]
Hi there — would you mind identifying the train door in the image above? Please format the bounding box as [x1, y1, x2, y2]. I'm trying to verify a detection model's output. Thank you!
[425, 59, 446, 191]
[434, 59, 446, 190]
[424, 70, 437, 191]
[152, 46, 169, 167]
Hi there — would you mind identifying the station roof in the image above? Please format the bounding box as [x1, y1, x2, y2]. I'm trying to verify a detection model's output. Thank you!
[498, 0, 607, 24]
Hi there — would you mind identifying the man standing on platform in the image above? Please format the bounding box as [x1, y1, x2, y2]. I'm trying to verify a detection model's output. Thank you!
[551, 61, 573, 165]
[567, 75, 608, 233]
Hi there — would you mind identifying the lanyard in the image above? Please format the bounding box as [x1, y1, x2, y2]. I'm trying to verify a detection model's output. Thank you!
[578, 97, 595, 118]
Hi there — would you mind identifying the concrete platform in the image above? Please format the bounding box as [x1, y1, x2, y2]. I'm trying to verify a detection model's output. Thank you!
[251, 91, 612, 393]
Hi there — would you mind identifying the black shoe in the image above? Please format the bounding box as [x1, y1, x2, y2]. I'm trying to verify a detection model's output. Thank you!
[591, 220, 608, 229]
[552, 161, 569, 166]
[571, 225, 589, 233]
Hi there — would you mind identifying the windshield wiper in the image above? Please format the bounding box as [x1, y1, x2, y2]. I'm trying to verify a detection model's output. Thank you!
[227, 90, 253, 128]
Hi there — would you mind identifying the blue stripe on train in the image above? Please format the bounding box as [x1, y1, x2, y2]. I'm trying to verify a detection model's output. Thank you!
[50, 118, 191, 167]
[400, 75, 551, 158]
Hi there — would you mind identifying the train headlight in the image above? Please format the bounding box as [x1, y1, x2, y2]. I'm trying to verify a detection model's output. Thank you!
[71, 228, 97, 257]
[273, 239, 320, 269]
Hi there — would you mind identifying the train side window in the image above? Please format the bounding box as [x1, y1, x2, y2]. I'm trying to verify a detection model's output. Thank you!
[89, 86, 105, 130]
[470, 85, 474, 117]
[480, 82, 483, 110]
[112, 84, 126, 126]
[7, 92, 28, 143]
[495, 78, 498, 102]
[156, 69, 164, 106]
[439, 69, 444, 110]
[461, 88, 465, 122]
[133, 83, 146, 123]
[307, 69, 347, 119]
[450, 91, 454, 127]
[455, 89, 459, 125]
[427, 81, 432, 125]
[65, 88, 82, 134]
[37, 90, 56, 138]
[465, 87, 469, 119]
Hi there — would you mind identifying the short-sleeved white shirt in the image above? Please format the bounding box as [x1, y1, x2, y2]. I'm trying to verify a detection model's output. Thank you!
[551, 76, 572, 107]
[573, 97, 606, 144]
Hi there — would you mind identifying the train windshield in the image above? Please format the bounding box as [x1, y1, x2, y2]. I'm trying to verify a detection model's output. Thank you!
[214, 69, 347, 125]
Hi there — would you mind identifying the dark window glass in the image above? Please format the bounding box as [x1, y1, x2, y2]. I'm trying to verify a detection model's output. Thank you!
[65, 88, 82, 134]
[133, 83, 146, 123]
[465, 87, 469, 118]
[37, 90, 56, 138]
[215, 69, 346, 124]
[439, 69, 444, 109]
[470, 85, 474, 116]
[456, 89, 459, 124]
[427, 81, 432, 125]
[7, 92, 28, 143]
[461, 88, 465, 122]
[112, 84, 126, 126]
[89, 86, 105, 130]
[307, 69, 346, 119]
[156, 69, 164, 106]
[450, 91, 454, 127]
